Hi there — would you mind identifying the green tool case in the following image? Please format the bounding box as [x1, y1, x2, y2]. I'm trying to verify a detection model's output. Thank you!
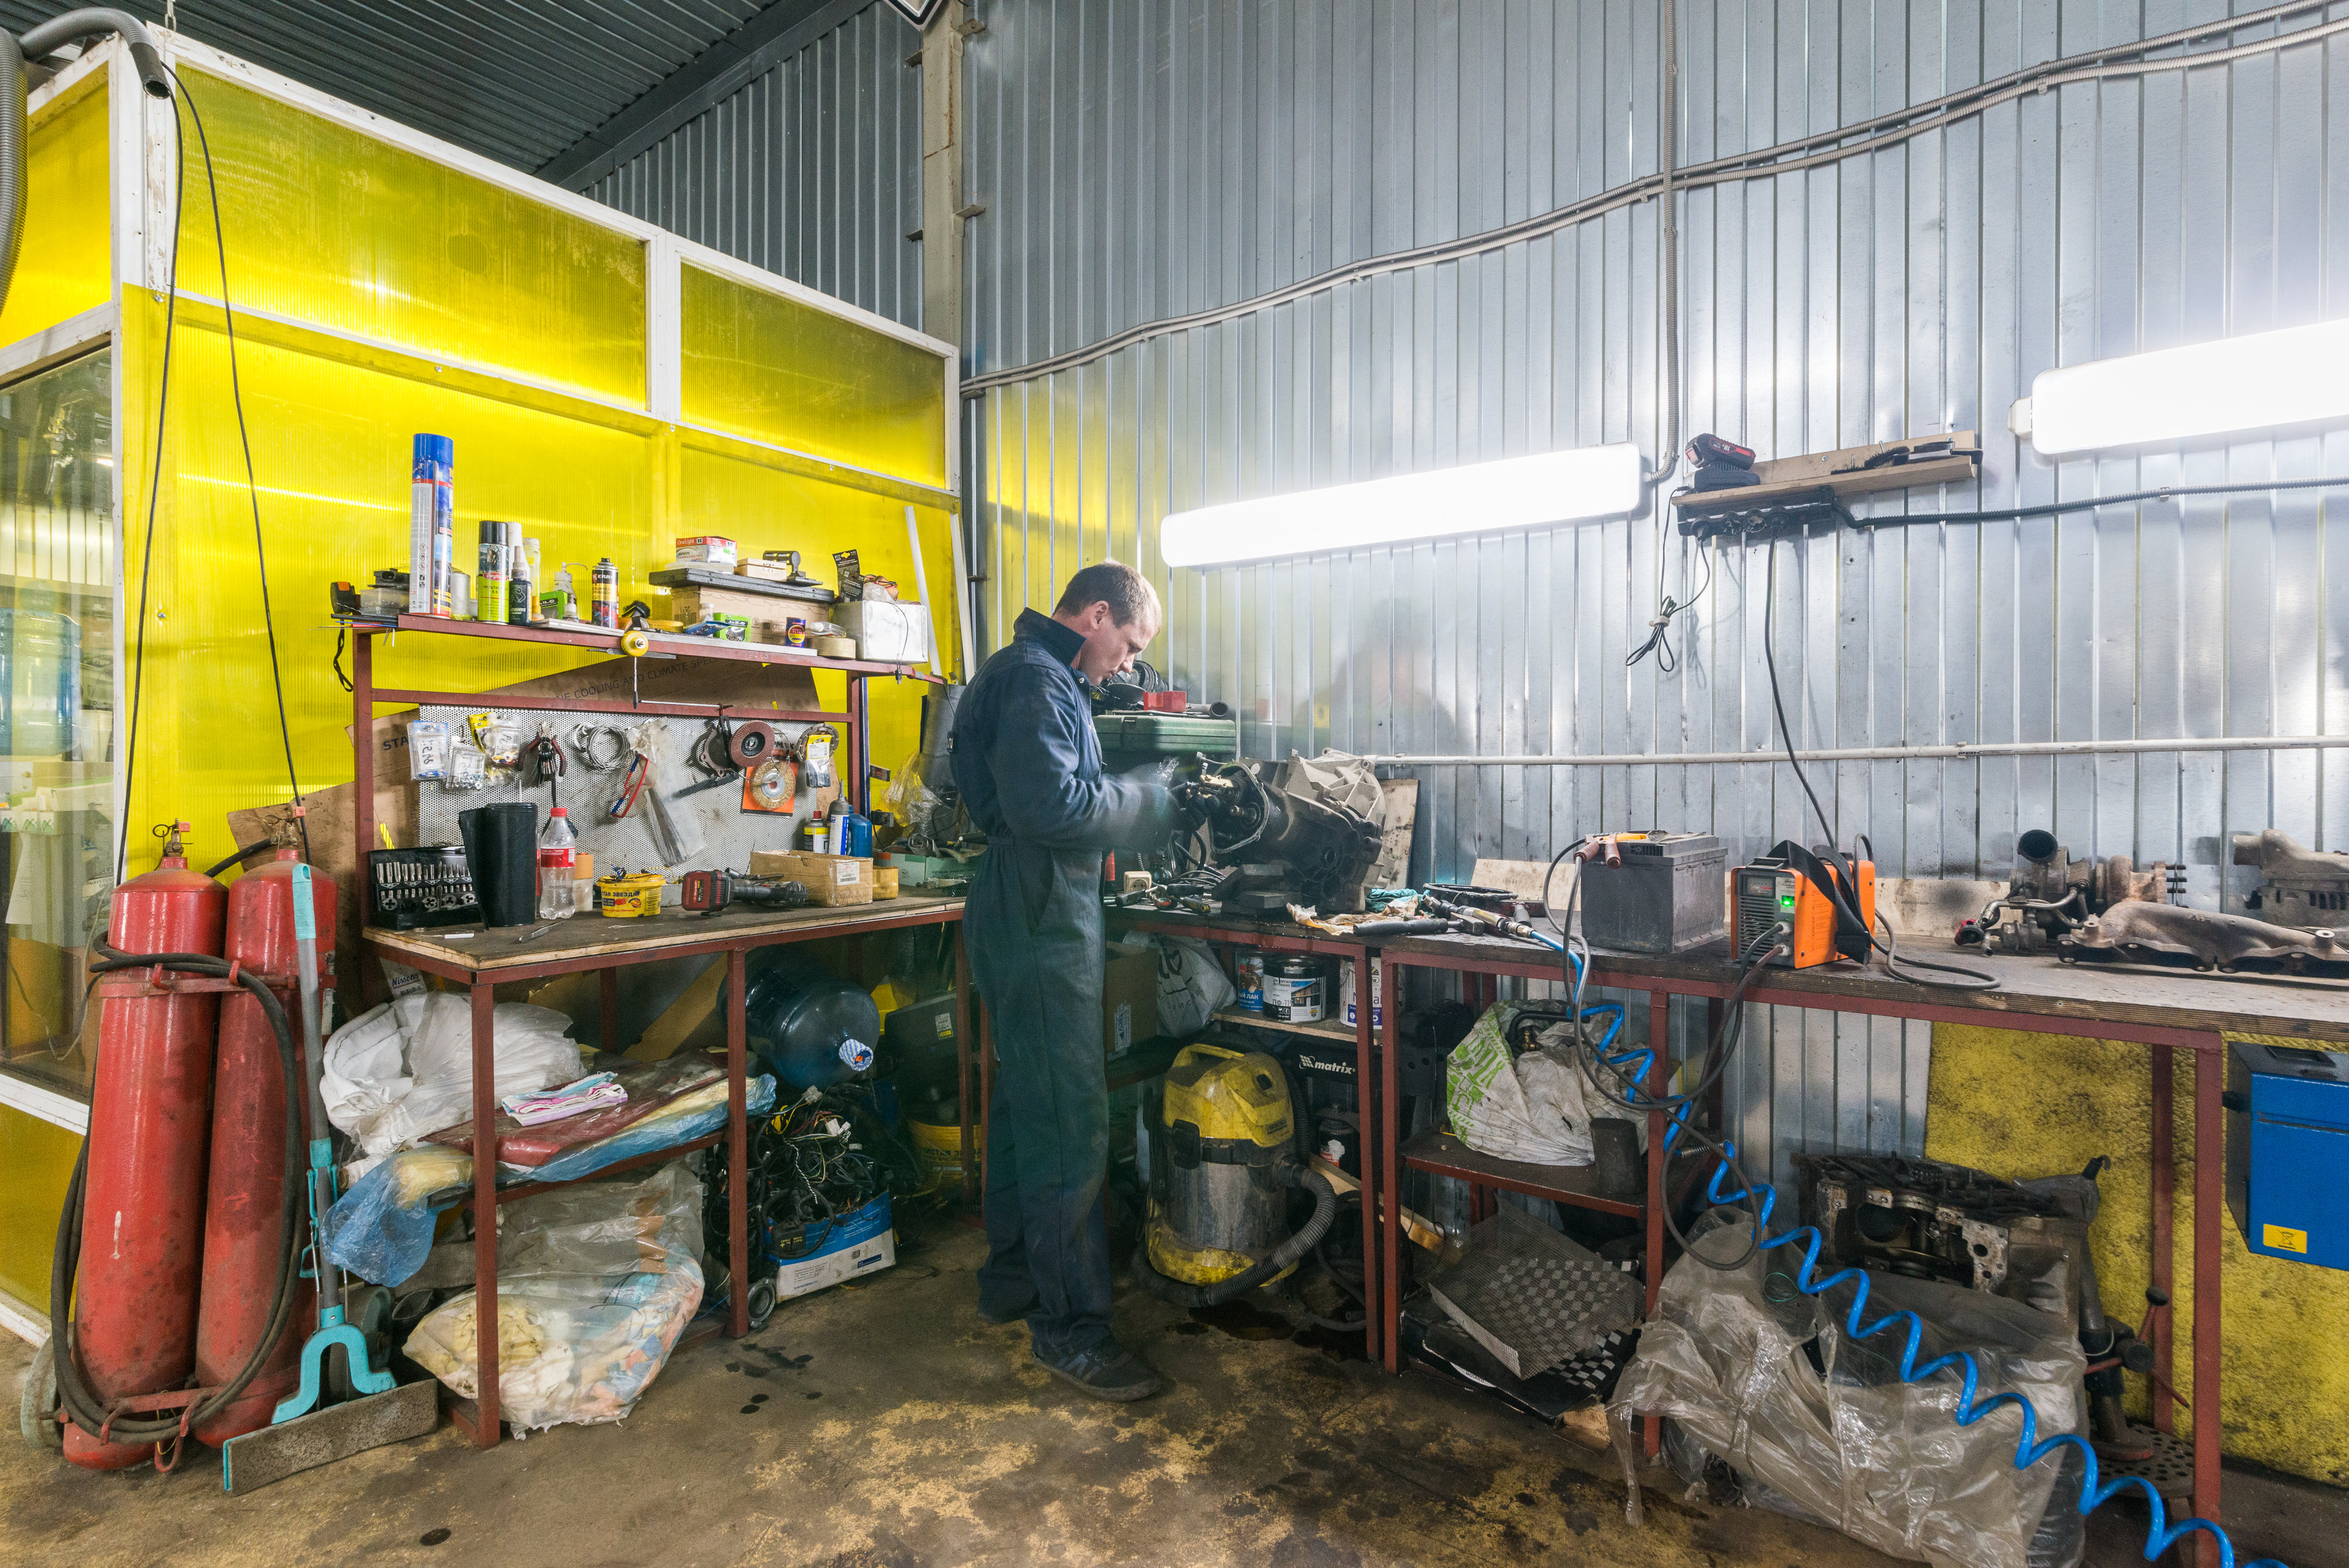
[1092, 712, 1240, 760]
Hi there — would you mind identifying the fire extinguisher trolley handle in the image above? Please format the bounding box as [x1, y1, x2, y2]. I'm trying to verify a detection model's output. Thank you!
[273, 863, 395, 1424]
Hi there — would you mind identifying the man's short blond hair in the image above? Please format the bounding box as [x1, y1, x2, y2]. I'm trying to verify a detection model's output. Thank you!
[1053, 561, 1159, 628]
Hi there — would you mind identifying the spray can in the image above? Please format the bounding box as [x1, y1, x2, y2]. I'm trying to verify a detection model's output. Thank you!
[506, 527, 533, 627]
[408, 435, 453, 616]
[524, 536, 542, 590]
[476, 522, 508, 624]
[591, 557, 619, 629]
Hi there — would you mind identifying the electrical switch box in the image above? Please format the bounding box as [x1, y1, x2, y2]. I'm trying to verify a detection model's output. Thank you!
[2226, 1039, 2349, 1272]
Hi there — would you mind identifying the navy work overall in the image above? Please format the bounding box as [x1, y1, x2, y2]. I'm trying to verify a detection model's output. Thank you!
[951, 609, 1178, 1355]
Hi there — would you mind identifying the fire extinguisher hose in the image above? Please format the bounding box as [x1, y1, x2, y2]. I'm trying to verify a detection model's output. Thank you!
[47, 945, 308, 1449]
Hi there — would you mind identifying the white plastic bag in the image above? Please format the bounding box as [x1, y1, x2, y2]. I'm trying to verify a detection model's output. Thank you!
[1152, 934, 1236, 1036]
[1445, 1003, 1596, 1166]
[323, 992, 585, 1158]
[403, 1160, 705, 1432]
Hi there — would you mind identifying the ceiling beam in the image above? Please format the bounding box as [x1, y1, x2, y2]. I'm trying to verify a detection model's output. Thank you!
[537, 0, 897, 190]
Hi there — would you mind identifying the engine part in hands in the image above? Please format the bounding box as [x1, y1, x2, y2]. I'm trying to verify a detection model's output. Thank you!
[1175, 754, 1385, 912]
[1136, 1044, 1338, 1307]
[1734, 845, 1874, 968]
[679, 869, 810, 915]
[61, 828, 226, 1469]
[2059, 900, 2348, 979]
[2232, 829, 2349, 930]
[1956, 828, 2181, 954]
[1573, 832, 1725, 954]
[2228, 1040, 2349, 1271]
[195, 852, 339, 1447]
[271, 863, 395, 1426]
[1426, 1203, 1640, 1377]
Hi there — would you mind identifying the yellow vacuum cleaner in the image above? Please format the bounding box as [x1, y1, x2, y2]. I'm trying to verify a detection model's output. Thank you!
[1136, 1043, 1338, 1304]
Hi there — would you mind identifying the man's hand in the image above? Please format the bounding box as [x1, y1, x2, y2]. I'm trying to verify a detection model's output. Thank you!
[1171, 777, 1232, 827]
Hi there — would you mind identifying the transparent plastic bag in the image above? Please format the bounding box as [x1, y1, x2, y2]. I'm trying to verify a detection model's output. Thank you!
[403, 1160, 705, 1432]
[1612, 1216, 2087, 1568]
[1445, 1003, 1595, 1165]
[323, 993, 585, 1158]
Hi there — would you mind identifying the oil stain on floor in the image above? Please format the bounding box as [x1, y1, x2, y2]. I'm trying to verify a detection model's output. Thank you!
[2, 1210, 2335, 1567]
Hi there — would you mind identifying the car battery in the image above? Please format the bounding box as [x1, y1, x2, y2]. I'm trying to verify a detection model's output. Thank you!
[1578, 833, 1726, 953]
[2226, 1039, 2349, 1272]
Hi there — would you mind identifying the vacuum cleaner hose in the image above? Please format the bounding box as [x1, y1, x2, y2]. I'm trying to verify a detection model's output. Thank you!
[1134, 1166, 1340, 1308]
[0, 11, 170, 321]
[46, 944, 307, 1453]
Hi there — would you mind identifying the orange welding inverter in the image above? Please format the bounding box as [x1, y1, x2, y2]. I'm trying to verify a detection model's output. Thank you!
[1732, 844, 1875, 968]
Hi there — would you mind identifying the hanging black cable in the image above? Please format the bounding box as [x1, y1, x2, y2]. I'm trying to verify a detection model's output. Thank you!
[167, 66, 309, 863]
[115, 66, 188, 885]
[1864, 472, 2349, 529]
[1760, 541, 1996, 989]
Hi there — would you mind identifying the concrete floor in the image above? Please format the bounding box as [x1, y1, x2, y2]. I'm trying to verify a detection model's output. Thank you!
[5, 1212, 2340, 1568]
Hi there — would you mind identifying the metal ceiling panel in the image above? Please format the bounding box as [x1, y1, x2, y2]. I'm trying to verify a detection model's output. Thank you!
[0, 0, 784, 172]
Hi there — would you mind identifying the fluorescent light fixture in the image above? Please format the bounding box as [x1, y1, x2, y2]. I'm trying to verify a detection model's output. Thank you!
[1158, 444, 1645, 569]
[2021, 316, 2349, 457]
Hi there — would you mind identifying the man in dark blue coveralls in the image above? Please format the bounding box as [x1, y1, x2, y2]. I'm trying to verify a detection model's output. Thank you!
[951, 562, 1186, 1401]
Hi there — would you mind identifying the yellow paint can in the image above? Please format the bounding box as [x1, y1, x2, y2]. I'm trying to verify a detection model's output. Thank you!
[596, 871, 666, 917]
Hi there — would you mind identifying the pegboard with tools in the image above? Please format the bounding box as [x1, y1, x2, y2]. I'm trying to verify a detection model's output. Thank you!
[409, 703, 842, 879]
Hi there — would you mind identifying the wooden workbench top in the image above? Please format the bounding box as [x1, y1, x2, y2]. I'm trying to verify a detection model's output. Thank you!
[1377, 929, 2349, 1039]
[366, 893, 964, 974]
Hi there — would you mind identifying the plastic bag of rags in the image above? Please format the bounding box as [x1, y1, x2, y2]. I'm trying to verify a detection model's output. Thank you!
[322, 992, 584, 1159]
[1612, 1214, 2089, 1568]
[1444, 1002, 1596, 1165]
[403, 1160, 705, 1432]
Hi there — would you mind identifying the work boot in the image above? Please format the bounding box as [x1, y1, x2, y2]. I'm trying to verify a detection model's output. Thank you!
[1033, 1338, 1163, 1402]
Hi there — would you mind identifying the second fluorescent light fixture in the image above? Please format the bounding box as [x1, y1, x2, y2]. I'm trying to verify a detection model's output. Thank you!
[1159, 444, 1644, 569]
[2019, 316, 2349, 457]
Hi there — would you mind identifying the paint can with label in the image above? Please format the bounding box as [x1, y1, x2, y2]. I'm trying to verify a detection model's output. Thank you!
[1235, 949, 1265, 1013]
[1262, 954, 1327, 1023]
[1340, 957, 1382, 1030]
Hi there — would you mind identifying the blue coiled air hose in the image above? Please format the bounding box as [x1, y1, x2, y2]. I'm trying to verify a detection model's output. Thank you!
[1563, 950, 2288, 1568]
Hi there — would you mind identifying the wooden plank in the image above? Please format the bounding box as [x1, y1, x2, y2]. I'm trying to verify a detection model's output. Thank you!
[1670, 431, 1980, 513]
[367, 894, 964, 972]
[1209, 1006, 1353, 1041]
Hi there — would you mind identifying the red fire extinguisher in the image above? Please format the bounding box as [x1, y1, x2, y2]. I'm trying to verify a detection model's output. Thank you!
[54, 825, 316, 1470]
[61, 825, 225, 1471]
[194, 848, 334, 1447]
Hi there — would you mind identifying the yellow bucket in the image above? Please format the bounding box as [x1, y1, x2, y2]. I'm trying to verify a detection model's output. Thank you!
[596, 871, 665, 917]
[908, 1118, 977, 1190]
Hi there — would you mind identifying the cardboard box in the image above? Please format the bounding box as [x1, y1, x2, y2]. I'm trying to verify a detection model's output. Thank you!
[1102, 940, 1159, 1057]
[837, 599, 932, 664]
[773, 1194, 896, 1299]
[748, 848, 874, 906]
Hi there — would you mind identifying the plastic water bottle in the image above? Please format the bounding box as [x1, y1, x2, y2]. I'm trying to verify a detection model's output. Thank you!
[538, 807, 577, 919]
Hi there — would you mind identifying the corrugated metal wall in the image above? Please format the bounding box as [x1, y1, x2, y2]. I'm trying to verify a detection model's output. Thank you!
[962, 0, 2349, 1182]
[585, 1, 925, 328]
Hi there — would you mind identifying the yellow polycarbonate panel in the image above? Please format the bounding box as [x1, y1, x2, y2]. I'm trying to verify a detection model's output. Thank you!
[0, 77, 111, 347]
[677, 445, 959, 769]
[114, 294, 659, 851]
[0, 1103, 78, 1315]
[680, 266, 947, 487]
[172, 69, 645, 402]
